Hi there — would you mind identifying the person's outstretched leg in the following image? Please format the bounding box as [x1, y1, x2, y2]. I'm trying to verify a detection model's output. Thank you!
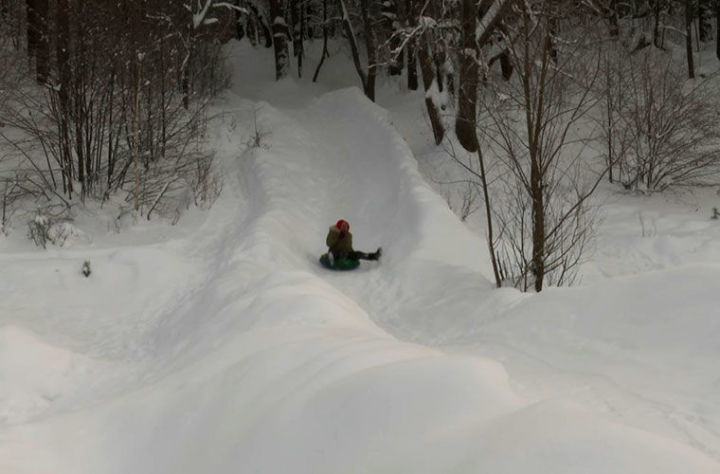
[350, 247, 382, 261]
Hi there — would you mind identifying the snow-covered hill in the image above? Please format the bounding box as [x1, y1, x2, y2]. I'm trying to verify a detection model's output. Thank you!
[1, 41, 719, 473]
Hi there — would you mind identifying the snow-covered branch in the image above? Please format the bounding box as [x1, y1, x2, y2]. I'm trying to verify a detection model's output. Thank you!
[189, 0, 247, 30]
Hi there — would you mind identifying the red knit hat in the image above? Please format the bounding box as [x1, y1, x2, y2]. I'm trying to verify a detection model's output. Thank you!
[335, 219, 349, 230]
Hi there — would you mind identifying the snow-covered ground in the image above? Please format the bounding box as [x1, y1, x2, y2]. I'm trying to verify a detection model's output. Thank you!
[1, 41, 719, 473]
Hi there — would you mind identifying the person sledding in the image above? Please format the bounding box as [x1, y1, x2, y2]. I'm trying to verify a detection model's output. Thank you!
[321, 219, 381, 270]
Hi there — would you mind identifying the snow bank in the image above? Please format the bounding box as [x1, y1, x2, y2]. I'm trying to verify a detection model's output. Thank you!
[0, 258, 522, 474]
[0, 326, 100, 424]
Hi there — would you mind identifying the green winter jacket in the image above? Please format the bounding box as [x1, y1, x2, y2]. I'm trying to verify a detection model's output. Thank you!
[326, 226, 354, 259]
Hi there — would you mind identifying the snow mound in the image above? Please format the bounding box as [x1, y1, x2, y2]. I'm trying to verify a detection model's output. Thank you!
[468, 400, 720, 474]
[1, 43, 719, 474]
[0, 325, 97, 424]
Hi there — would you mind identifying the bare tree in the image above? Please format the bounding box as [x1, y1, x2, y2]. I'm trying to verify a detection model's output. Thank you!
[312, 0, 332, 81]
[393, 0, 455, 144]
[479, 2, 605, 291]
[240, 0, 273, 47]
[609, 49, 720, 192]
[405, 0, 419, 90]
[290, 0, 305, 77]
[716, 0, 720, 60]
[455, 0, 479, 152]
[596, 41, 632, 185]
[698, 0, 712, 42]
[685, 0, 695, 78]
[270, 0, 290, 79]
[25, 0, 48, 82]
[0, 0, 227, 226]
[384, 0, 403, 75]
[339, 0, 380, 100]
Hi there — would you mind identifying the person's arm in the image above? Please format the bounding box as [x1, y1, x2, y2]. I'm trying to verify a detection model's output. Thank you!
[326, 228, 337, 249]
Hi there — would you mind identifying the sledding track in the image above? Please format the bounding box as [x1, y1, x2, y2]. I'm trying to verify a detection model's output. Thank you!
[247, 86, 519, 350]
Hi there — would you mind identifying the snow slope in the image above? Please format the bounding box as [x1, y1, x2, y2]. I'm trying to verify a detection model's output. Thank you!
[1, 41, 719, 473]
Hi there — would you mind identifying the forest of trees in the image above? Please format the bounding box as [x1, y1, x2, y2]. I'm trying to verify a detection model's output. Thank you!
[1, 0, 719, 291]
[0, 0, 237, 231]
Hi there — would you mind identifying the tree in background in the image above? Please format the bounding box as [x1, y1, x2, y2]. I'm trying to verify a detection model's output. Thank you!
[685, 0, 695, 78]
[478, 2, 605, 291]
[270, 0, 290, 79]
[602, 48, 720, 192]
[338, 0, 379, 100]
[237, 0, 273, 47]
[0, 0, 234, 222]
[26, 0, 49, 83]
[454, 0, 478, 153]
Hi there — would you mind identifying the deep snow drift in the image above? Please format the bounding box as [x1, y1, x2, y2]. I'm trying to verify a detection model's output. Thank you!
[1, 41, 719, 473]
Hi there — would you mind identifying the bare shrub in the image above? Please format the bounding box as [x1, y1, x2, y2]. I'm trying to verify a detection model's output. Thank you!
[456, 182, 480, 222]
[246, 106, 270, 149]
[27, 214, 51, 248]
[491, 168, 597, 290]
[0, 1, 229, 232]
[440, 178, 480, 222]
[1, 174, 28, 234]
[601, 48, 720, 192]
[27, 212, 86, 248]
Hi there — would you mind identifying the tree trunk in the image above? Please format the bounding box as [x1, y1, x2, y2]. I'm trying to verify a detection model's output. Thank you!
[476, 0, 515, 48]
[407, 40, 418, 89]
[515, 4, 549, 292]
[477, 147, 502, 288]
[404, 0, 418, 90]
[608, 0, 619, 37]
[36, 0, 49, 82]
[455, 0, 479, 152]
[359, 0, 377, 101]
[312, 0, 330, 82]
[530, 158, 545, 292]
[386, 0, 403, 75]
[291, 0, 304, 77]
[499, 51, 513, 80]
[235, 0, 245, 40]
[340, 0, 369, 94]
[698, 0, 711, 42]
[56, 0, 72, 196]
[182, 32, 192, 109]
[246, 10, 258, 45]
[546, 16, 558, 64]
[248, 2, 273, 47]
[300, 0, 306, 70]
[605, 62, 614, 184]
[26, 0, 37, 62]
[717, 0, 720, 60]
[133, 58, 142, 212]
[418, 34, 444, 144]
[686, 0, 695, 78]
[27, 0, 49, 82]
[653, 0, 662, 48]
[73, 9, 87, 198]
[270, 0, 290, 79]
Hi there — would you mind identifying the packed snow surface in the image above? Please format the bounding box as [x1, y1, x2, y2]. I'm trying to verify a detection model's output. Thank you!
[1, 42, 719, 473]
